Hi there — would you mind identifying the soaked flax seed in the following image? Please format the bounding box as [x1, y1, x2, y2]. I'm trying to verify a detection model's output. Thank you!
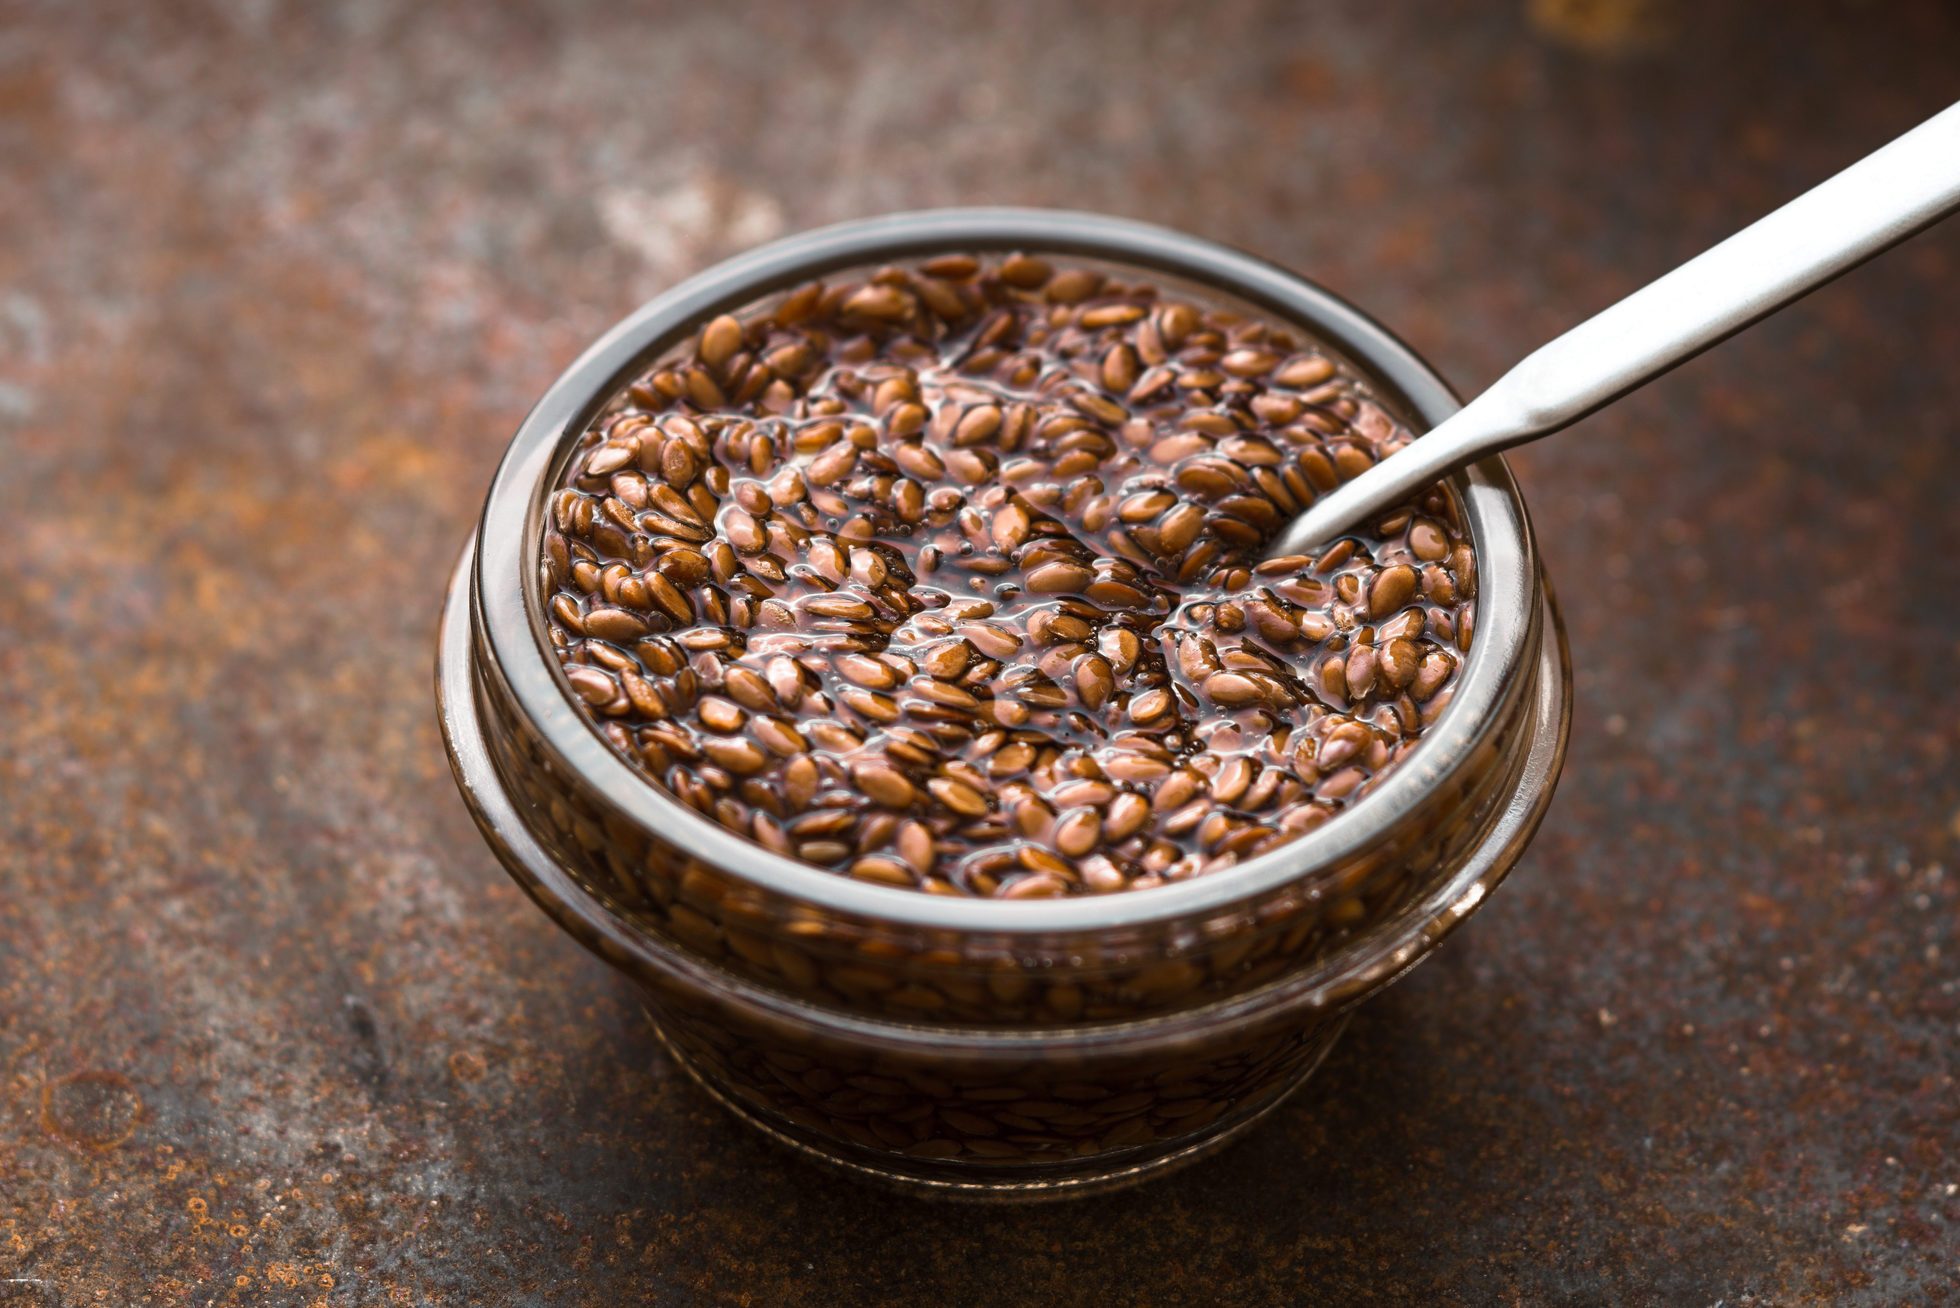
[539, 254, 1475, 897]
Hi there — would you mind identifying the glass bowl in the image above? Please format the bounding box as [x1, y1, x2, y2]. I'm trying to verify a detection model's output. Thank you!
[437, 208, 1571, 1199]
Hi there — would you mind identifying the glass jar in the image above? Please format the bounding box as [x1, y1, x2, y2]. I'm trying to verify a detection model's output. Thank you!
[437, 208, 1571, 1198]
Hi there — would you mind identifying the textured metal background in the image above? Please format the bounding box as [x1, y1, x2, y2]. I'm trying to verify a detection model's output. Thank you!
[2, 1, 1955, 1303]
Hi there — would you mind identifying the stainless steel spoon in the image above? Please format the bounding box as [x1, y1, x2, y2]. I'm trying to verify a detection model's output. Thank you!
[1267, 100, 1960, 558]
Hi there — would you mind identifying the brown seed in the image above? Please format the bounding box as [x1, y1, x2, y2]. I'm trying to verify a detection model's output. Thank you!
[698, 314, 743, 370]
[982, 696, 1031, 727]
[1422, 563, 1458, 605]
[1101, 343, 1139, 394]
[842, 283, 911, 320]
[1210, 756, 1255, 805]
[961, 622, 1022, 659]
[1160, 800, 1210, 837]
[1105, 792, 1150, 841]
[1045, 267, 1103, 303]
[582, 607, 649, 643]
[682, 366, 725, 409]
[954, 404, 1003, 447]
[658, 437, 702, 490]
[1150, 433, 1212, 465]
[806, 594, 875, 620]
[620, 670, 663, 718]
[1047, 614, 1094, 643]
[1072, 654, 1115, 710]
[944, 448, 993, 484]
[897, 820, 937, 872]
[1013, 797, 1056, 841]
[765, 656, 805, 707]
[1378, 608, 1426, 642]
[584, 443, 635, 478]
[643, 571, 694, 622]
[1081, 303, 1145, 328]
[1452, 544, 1478, 601]
[927, 777, 990, 817]
[1203, 672, 1263, 707]
[723, 665, 777, 711]
[1316, 721, 1369, 769]
[1054, 808, 1103, 858]
[1346, 645, 1379, 700]
[850, 547, 888, 587]
[854, 761, 919, 809]
[1220, 348, 1278, 377]
[1275, 355, 1336, 388]
[751, 716, 808, 756]
[1318, 767, 1366, 800]
[807, 720, 865, 752]
[807, 441, 859, 487]
[1158, 302, 1198, 345]
[922, 253, 979, 280]
[1129, 688, 1174, 725]
[1001, 872, 1068, 899]
[911, 678, 979, 710]
[1412, 648, 1456, 701]
[1099, 627, 1140, 672]
[836, 653, 899, 689]
[1026, 561, 1094, 594]
[564, 665, 616, 705]
[1118, 490, 1176, 523]
[1380, 638, 1419, 691]
[1408, 518, 1449, 561]
[988, 742, 1036, 776]
[1051, 779, 1115, 807]
[702, 737, 768, 774]
[850, 856, 916, 887]
[894, 442, 945, 480]
[782, 754, 820, 808]
[1178, 634, 1223, 681]
[840, 687, 902, 722]
[697, 696, 746, 733]
[998, 254, 1052, 288]
[1105, 752, 1171, 783]
[1368, 565, 1418, 618]
[1332, 443, 1375, 480]
[990, 502, 1031, 551]
[923, 640, 974, 680]
[722, 507, 765, 553]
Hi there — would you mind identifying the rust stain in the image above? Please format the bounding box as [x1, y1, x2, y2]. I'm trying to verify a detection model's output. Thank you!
[1528, 0, 1675, 55]
[40, 1072, 143, 1152]
[447, 1050, 488, 1083]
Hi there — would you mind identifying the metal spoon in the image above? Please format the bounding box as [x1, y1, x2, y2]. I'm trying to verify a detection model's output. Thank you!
[1267, 100, 1960, 559]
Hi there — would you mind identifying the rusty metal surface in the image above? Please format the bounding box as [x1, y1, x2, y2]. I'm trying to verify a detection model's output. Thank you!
[2, 1, 1956, 1302]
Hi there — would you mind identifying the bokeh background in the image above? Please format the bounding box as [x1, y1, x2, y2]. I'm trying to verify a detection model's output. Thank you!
[2, 1, 1956, 1303]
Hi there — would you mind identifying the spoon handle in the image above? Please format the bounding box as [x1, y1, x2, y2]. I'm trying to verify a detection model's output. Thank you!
[1269, 99, 1960, 558]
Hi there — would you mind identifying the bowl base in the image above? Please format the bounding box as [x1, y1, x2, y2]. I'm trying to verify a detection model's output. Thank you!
[645, 1007, 1351, 1203]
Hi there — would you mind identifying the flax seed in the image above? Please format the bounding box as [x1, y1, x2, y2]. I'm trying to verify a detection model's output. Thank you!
[542, 251, 1474, 893]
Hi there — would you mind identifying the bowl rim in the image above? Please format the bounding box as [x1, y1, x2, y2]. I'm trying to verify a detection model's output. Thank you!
[472, 206, 1539, 933]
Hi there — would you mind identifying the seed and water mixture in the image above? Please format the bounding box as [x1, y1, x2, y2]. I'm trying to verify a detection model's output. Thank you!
[539, 254, 1476, 898]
